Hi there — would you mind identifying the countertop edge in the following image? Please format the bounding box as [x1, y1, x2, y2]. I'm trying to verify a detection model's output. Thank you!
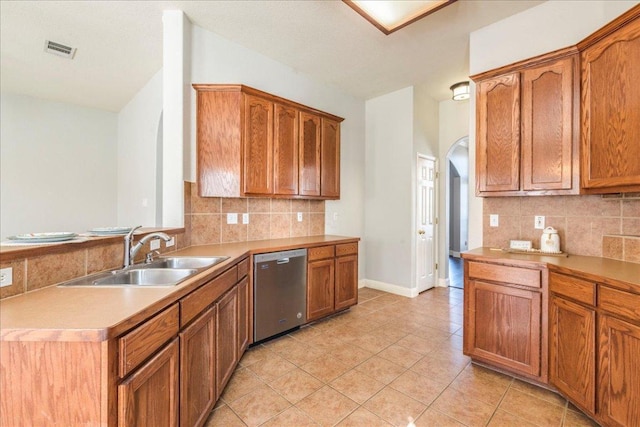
[461, 247, 640, 293]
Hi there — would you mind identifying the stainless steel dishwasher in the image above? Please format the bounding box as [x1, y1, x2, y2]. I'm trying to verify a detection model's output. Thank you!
[253, 248, 307, 342]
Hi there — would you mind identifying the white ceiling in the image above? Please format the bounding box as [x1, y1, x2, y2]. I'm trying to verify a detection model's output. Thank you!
[0, 0, 544, 112]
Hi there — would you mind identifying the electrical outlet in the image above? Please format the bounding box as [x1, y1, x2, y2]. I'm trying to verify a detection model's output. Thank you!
[150, 239, 161, 250]
[490, 214, 499, 227]
[242, 213, 249, 224]
[534, 215, 545, 229]
[0, 267, 12, 287]
[166, 237, 175, 247]
[227, 213, 238, 224]
[297, 212, 303, 222]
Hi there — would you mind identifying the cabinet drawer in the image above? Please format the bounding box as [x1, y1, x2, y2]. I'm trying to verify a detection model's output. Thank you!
[181, 266, 238, 326]
[237, 257, 249, 280]
[308, 245, 335, 261]
[549, 272, 595, 306]
[336, 242, 358, 257]
[119, 304, 179, 378]
[599, 286, 640, 321]
[468, 261, 541, 288]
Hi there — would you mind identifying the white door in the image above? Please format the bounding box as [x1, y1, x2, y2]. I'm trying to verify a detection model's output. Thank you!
[416, 155, 437, 292]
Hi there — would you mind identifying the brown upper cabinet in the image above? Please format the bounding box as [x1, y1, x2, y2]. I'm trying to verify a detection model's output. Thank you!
[578, 7, 640, 194]
[193, 84, 344, 199]
[473, 5, 640, 196]
[473, 50, 580, 197]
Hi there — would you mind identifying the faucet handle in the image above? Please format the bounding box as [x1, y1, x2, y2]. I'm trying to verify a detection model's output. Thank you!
[145, 250, 161, 264]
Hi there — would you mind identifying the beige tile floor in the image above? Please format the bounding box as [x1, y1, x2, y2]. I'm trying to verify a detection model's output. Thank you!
[205, 287, 599, 427]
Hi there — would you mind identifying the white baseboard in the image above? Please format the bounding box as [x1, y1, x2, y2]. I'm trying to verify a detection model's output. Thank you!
[438, 278, 450, 287]
[361, 279, 419, 298]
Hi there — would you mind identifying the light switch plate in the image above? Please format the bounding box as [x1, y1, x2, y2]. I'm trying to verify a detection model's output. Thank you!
[242, 213, 249, 224]
[227, 213, 238, 224]
[0, 267, 12, 287]
[166, 237, 175, 247]
[490, 214, 499, 227]
[534, 215, 545, 229]
[297, 212, 303, 222]
[150, 239, 161, 250]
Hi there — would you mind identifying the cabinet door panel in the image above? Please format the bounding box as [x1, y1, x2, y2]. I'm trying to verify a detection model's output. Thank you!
[466, 280, 541, 377]
[582, 19, 640, 190]
[243, 95, 273, 195]
[522, 56, 577, 191]
[274, 103, 299, 195]
[118, 339, 179, 427]
[237, 276, 250, 354]
[321, 118, 340, 198]
[196, 90, 242, 197]
[307, 259, 335, 321]
[598, 315, 640, 427]
[549, 296, 595, 413]
[180, 307, 216, 427]
[335, 254, 357, 311]
[299, 112, 321, 196]
[476, 73, 521, 193]
[216, 287, 238, 398]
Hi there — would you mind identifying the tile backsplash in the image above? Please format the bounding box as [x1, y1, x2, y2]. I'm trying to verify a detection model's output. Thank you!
[483, 195, 640, 263]
[185, 182, 326, 246]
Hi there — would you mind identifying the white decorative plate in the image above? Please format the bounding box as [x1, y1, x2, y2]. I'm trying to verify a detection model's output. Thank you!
[89, 227, 132, 235]
[8, 232, 78, 243]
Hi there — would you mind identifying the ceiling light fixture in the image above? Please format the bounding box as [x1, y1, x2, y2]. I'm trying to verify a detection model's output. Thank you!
[450, 81, 470, 101]
[343, 0, 457, 35]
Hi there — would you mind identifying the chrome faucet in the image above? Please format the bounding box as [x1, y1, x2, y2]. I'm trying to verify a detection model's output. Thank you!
[123, 226, 171, 268]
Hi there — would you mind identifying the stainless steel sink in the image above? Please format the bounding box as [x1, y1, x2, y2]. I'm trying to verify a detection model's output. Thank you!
[58, 255, 229, 287]
[145, 256, 229, 270]
[92, 268, 197, 286]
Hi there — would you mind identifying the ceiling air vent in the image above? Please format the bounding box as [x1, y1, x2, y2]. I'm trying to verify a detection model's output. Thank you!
[44, 40, 76, 59]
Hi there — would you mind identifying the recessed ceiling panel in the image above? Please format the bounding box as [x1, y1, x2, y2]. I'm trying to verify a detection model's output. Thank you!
[344, 0, 456, 34]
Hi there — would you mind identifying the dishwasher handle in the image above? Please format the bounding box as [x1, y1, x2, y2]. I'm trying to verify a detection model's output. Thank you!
[276, 258, 290, 264]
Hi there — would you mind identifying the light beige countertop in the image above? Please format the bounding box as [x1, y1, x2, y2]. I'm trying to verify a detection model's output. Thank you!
[0, 235, 359, 342]
[462, 247, 640, 293]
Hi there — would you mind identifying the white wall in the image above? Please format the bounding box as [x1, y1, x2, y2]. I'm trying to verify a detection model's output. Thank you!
[438, 99, 470, 281]
[0, 93, 117, 239]
[188, 24, 366, 276]
[467, 0, 635, 250]
[116, 70, 163, 227]
[470, 1, 638, 75]
[364, 87, 414, 293]
[161, 10, 189, 228]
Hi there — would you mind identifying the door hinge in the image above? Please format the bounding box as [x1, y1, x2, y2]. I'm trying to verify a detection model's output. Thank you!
[435, 263, 438, 270]
[435, 171, 439, 179]
[435, 217, 439, 225]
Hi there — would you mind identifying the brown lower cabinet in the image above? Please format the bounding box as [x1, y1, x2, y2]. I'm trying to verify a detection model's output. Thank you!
[6, 256, 251, 427]
[549, 272, 596, 414]
[548, 271, 640, 427]
[179, 306, 216, 427]
[307, 243, 358, 322]
[119, 338, 180, 427]
[216, 287, 238, 398]
[464, 260, 546, 383]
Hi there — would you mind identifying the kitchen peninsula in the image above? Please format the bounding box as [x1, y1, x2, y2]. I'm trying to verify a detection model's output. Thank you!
[0, 234, 359, 426]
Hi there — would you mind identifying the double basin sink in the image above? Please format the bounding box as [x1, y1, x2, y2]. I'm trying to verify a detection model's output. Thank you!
[59, 256, 229, 287]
